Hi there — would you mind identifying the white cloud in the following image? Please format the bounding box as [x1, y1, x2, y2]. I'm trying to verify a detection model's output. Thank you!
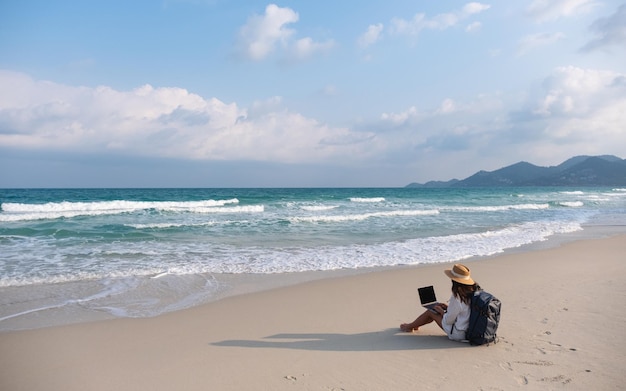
[517, 32, 566, 56]
[288, 37, 335, 61]
[390, 2, 490, 36]
[373, 66, 626, 169]
[0, 71, 378, 164]
[380, 95, 499, 127]
[513, 66, 626, 160]
[466, 21, 482, 32]
[2, 64, 623, 186]
[380, 106, 419, 125]
[531, 66, 624, 117]
[463, 2, 491, 15]
[375, 95, 504, 162]
[235, 4, 334, 62]
[581, 4, 626, 52]
[358, 23, 384, 48]
[235, 4, 298, 61]
[437, 98, 457, 114]
[527, 0, 598, 22]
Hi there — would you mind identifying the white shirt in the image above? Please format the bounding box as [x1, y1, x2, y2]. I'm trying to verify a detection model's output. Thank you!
[442, 294, 470, 341]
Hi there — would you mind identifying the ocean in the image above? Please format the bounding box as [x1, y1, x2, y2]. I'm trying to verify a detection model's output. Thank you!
[1, 187, 625, 331]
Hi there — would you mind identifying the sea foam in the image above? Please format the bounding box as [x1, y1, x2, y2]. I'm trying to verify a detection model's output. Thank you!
[0, 198, 241, 221]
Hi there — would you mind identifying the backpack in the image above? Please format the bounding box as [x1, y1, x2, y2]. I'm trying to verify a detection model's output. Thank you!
[465, 290, 501, 346]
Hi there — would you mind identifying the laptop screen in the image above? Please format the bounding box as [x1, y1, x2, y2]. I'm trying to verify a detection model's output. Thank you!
[418, 286, 437, 304]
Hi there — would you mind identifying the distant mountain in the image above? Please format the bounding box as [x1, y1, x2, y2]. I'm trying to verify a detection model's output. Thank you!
[406, 155, 626, 187]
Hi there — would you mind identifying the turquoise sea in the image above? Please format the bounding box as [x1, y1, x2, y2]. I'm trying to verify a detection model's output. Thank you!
[1, 187, 625, 331]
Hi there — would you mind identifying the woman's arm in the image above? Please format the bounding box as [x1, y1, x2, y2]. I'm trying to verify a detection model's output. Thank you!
[442, 295, 462, 326]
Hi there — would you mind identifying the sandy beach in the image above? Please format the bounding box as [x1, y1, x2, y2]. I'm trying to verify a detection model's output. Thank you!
[1, 234, 625, 390]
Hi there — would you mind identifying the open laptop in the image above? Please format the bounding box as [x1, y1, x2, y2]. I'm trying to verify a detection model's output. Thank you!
[418, 285, 441, 313]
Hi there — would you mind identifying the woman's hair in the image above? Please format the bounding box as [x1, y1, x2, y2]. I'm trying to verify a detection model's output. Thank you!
[451, 280, 481, 304]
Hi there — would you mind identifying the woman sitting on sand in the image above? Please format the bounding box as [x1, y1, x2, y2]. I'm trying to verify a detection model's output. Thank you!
[400, 263, 480, 341]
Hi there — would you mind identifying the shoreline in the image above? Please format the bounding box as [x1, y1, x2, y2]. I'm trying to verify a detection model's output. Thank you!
[1, 222, 625, 333]
[1, 232, 625, 389]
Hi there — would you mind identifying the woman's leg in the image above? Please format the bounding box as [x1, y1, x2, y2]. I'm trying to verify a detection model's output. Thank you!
[400, 310, 443, 332]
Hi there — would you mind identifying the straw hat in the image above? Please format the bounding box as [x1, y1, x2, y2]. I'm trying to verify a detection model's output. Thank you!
[444, 264, 475, 285]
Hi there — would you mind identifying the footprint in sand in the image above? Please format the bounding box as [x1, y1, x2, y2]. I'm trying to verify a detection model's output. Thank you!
[515, 360, 553, 366]
[499, 362, 513, 371]
[515, 375, 529, 385]
[535, 338, 578, 355]
[540, 374, 572, 384]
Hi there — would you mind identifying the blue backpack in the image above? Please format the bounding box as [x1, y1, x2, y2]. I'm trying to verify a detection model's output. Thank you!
[466, 290, 501, 346]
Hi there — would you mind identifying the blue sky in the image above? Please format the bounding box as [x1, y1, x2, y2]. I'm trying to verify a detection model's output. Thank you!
[1, 0, 625, 187]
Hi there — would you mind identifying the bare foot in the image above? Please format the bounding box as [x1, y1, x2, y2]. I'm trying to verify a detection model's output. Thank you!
[400, 323, 417, 332]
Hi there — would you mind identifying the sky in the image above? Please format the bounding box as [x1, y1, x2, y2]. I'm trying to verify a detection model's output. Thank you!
[0, 0, 625, 188]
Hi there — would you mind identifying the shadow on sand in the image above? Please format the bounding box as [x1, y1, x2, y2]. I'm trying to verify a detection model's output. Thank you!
[211, 328, 469, 351]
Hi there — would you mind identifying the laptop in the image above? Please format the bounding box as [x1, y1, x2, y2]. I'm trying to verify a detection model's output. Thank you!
[418, 285, 441, 313]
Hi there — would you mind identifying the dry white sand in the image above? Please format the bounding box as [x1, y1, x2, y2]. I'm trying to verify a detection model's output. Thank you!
[1, 235, 625, 390]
